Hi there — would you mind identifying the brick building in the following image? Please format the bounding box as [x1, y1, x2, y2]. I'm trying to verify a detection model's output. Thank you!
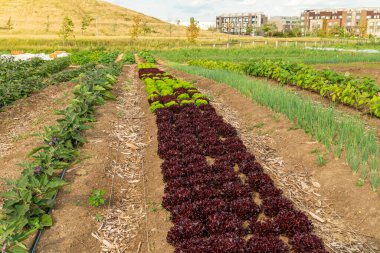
[216, 12, 268, 35]
[269, 16, 300, 32]
[301, 8, 380, 37]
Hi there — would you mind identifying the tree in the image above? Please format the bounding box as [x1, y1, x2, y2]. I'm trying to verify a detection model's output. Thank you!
[81, 14, 94, 35]
[358, 19, 368, 38]
[321, 19, 328, 37]
[45, 15, 50, 32]
[186, 17, 200, 43]
[329, 24, 344, 37]
[130, 16, 142, 39]
[246, 25, 253, 35]
[261, 23, 277, 37]
[142, 21, 152, 35]
[207, 25, 217, 32]
[5, 17, 13, 30]
[290, 24, 302, 37]
[175, 19, 181, 25]
[59, 16, 74, 46]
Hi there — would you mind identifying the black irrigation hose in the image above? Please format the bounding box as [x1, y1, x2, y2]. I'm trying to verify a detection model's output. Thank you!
[29, 167, 69, 253]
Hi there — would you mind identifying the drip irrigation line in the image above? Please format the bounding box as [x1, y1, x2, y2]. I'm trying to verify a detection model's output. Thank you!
[29, 167, 68, 253]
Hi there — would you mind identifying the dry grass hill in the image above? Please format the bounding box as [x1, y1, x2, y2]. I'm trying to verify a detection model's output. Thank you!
[0, 0, 213, 38]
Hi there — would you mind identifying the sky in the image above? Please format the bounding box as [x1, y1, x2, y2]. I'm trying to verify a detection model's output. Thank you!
[105, 0, 380, 27]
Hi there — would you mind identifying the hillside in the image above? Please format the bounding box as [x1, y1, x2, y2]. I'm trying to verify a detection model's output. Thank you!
[0, 0, 201, 37]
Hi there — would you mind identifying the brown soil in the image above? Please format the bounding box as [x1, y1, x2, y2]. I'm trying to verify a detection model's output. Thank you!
[161, 64, 380, 252]
[314, 62, 380, 87]
[0, 83, 75, 188]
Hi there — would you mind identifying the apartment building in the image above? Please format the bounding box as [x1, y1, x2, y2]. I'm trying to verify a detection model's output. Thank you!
[301, 8, 380, 37]
[270, 16, 300, 32]
[216, 12, 268, 35]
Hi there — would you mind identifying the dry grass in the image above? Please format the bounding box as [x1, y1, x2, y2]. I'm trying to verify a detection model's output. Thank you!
[0, 0, 219, 38]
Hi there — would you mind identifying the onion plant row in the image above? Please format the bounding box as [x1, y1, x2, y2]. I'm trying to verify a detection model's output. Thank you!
[0, 63, 123, 252]
[188, 59, 380, 117]
[169, 63, 380, 192]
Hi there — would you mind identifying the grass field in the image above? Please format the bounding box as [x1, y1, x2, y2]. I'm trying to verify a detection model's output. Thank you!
[156, 47, 380, 64]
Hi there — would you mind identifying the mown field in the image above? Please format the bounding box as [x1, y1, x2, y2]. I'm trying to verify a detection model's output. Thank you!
[0, 47, 380, 253]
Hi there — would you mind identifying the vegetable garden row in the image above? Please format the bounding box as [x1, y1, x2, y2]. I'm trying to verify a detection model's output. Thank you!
[181, 59, 380, 191]
[0, 51, 135, 110]
[188, 59, 380, 117]
[0, 51, 137, 252]
[138, 63, 328, 252]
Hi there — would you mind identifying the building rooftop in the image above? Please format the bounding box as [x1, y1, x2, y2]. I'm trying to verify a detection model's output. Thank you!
[270, 16, 300, 20]
[303, 7, 380, 13]
[218, 12, 265, 17]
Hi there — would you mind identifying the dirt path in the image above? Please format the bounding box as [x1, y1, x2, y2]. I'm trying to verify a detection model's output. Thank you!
[0, 83, 75, 188]
[161, 64, 380, 252]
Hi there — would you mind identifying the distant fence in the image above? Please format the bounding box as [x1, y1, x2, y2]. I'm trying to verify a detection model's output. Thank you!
[200, 38, 379, 48]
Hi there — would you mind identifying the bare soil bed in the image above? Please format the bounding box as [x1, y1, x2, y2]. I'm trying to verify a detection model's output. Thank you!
[162, 64, 380, 252]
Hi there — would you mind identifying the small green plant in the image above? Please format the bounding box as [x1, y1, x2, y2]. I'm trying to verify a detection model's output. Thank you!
[164, 101, 178, 108]
[316, 153, 327, 167]
[150, 101, 165, 113]
[180, 99, 194, 106]
[357, 163, 368, 187]
[177, 93, 190, 100]
[89, 189, 106, 207]
[253, 122, 264, 129]
[271, 113, 281, 122]
[288, 125, 301, 131]
[95, 213, 104, 222]
[334, 144, 343, 160]
[195, 99, 209, 107]
[192, 93, 207, 100]
[310, 148, 320, 154]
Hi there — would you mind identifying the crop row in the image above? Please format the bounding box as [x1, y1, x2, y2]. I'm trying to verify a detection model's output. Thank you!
[139, 50, 156, 63]
[0, 63, 123, 252]
[188, 59, 380, 118]
[139, 63, 209, 112]
[0, 57, 71, 108]
[138, 63, 327, 253]
[69, 50, 134, 65]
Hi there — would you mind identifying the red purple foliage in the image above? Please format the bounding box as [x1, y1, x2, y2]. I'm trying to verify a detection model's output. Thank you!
[139, 66, 326, 252]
